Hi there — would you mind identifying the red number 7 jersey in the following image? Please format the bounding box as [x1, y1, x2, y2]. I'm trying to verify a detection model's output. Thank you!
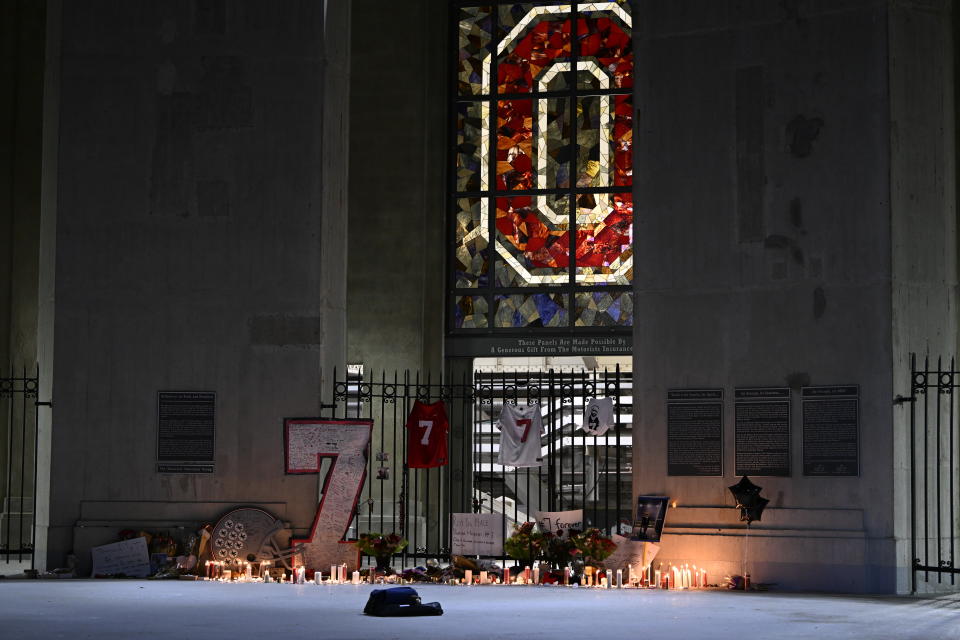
[405, 400, 449, 468]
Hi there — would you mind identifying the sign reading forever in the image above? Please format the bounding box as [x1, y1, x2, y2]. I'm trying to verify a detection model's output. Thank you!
[735, 387, 791, 476]
[667, 389, 723, 476]
[451, 513, 504, 556]
[535, 509, 583, 538]
[91, 537, 151, 577]
[157, 391, 216, 473]
[802, 385, 859, 476]
[285, 419, 372, 572]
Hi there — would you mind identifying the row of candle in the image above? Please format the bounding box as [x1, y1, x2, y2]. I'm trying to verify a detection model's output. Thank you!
[652, 563, 708, 590]
[204, 560, 708, 590]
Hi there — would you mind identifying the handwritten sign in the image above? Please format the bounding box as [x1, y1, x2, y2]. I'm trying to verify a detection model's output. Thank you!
[534, 509, 583, 537]
[91, 537, 151, 577]
[451, 513, 503, 556]
[603, 534, 660, 571]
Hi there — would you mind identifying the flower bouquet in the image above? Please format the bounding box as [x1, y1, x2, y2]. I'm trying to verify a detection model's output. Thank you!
[354, 532, 408, 573]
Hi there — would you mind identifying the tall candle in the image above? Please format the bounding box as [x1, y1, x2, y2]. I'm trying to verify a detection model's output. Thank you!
[701, 568, 707, 588]
[532, 566, 539, 585]
[563, 567, 570, 586]
[479, 570, 487, 585]
[504, 568, 510, 584]
[464, 569, 473, 585]
[246, 562, 253, 581]
[331, 565, 337, 584]
[524, 566, 531, 584]
[314, 571, 322, 585]
[616, 569, 623, 588]
[352, 570, 360, 585]
[654, 567, 661, 589]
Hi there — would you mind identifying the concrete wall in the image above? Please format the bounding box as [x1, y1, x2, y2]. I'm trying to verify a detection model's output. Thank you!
[633, 0, 901, 593]
[44, 0, 347, 572]
[346, 0, 446, 376]
[889, 0, 958, 594]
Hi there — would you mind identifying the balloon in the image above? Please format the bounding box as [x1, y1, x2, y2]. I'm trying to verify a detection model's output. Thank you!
[728, 476, 768, 524]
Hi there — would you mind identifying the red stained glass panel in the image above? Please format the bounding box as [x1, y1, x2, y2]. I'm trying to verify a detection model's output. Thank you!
[497, 100, 534, 191]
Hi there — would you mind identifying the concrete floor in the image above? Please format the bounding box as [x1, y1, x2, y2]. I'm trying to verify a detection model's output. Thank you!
[0, 580, 959, 639]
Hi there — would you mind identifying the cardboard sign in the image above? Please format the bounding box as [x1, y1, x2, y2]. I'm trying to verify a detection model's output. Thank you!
[603, 534, 660, 571]
[451, 513, 503, 556]
[534, 509, 583, 538]
[91, 537, 151, 577]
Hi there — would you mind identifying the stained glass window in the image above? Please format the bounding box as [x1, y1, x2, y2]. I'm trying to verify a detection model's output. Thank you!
[451, 1, 633, 331]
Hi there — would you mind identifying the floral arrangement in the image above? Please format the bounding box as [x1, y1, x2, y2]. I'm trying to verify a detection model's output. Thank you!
[353, 532, 407, 557]
[503, 522, 548, 562]
[541, 530, 579, 568]
[569, 528, 616, 566]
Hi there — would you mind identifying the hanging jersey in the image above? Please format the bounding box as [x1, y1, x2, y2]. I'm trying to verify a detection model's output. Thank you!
[497, 404, 544, 468]
[581, 397, 615, 436]
[405, 401, 449, 468]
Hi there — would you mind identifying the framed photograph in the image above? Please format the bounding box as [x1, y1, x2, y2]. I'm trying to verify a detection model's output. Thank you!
[632, 496, 669, 542]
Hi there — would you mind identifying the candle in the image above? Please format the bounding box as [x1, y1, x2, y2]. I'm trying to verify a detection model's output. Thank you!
[600, 576, 607, 588]
[563, 567, 570, 586]
[524, 566, 531, 584]
[701, 568, 707, 588]
[616, 569, 623, 588]
[330, 565, 337, 584]
[314, 570, 322, 585]
[504, 568, 510, 584]
[479, 570, 487, 585]
[532, 566, 539, 585]
[580, 575, 586, 587]
[223, 569, 232, 582]
[352, 570, 360, 585]
[246, 562, 253, 581]
[464, 570, 473, 585]
[654, 565, 661, 589]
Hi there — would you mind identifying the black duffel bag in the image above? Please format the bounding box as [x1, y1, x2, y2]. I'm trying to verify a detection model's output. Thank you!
[363, 586, 443, 617]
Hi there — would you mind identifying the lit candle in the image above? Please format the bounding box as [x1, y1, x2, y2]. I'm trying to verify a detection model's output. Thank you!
[342, 564, 348, 584]
[524, 566, 531, 584]
[246, 562, 253, 581]
[504, 568, 510, 584]
[331, 565, 337, 584]
[563, 567, 570, 586]
[352, 570, 360, 585]
[654, 564, 661, 589]
[616, 569, 623, 588]
[479, 570, 487, 585]
[464, 569, 473, 585]
[701, 568, 707, 588]
[600, 576, 607, 588]
[532, 566, 539, 585]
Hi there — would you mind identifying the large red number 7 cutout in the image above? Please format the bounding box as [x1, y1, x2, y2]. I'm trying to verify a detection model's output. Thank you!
[285, 418, 372, 572]
[517, 418, 532, 443]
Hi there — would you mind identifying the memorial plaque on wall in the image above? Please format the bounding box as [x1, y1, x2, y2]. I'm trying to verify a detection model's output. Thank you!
[667, 389, 723, 476]
[802, 385, 859, 476]
[157, 391, 215, 473]
[735, 387, 790, 476]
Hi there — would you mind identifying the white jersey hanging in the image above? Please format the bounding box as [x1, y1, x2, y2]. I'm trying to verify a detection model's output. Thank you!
[497, 403, 544, 468]
[581, 397, 615, 436]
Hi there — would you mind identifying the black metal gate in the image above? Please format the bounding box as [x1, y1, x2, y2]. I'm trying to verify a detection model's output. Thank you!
[0, 367, 39, 568]
[325, 365, 632, 566]
[908, 354, 960, 589]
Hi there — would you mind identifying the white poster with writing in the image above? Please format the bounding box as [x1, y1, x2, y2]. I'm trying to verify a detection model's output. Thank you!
[451, 513, 503, 556]
[91, 537, 151, 577]
[535, 509, 583, 538]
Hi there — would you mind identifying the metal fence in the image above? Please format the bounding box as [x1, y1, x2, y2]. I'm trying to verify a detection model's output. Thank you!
[908, 354, 960, 589]
[325, 365, 632, 566]
[0, 367, 39, 567]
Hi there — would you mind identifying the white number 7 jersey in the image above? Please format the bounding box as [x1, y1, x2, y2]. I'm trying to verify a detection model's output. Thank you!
[497, 404, 544, 468]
